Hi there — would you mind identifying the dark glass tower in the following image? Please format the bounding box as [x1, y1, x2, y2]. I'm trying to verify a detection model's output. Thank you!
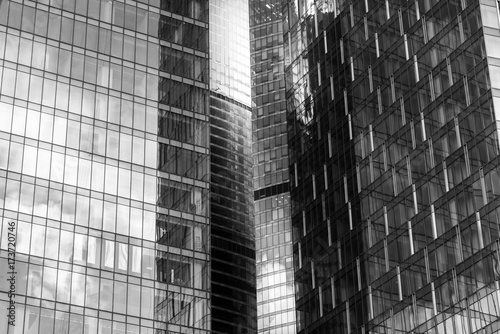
[284, 0, 500, 333]
[249, 0, 297, 333]
[209, 0, 257, 333]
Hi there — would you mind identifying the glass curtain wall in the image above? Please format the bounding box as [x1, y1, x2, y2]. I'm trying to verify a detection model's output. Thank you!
[0, 0, 159, 333]
[284, 0, 500, 333]
[157, 0, 211, 333]
[249, 1, 297, 333]
[209, 0, 257, 333]
[0, 0, 212, 333]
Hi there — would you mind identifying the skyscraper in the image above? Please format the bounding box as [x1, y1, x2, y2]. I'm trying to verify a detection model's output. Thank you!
[284, 0, 500, 333]
[249, 1, 297, 333]
[157, 0, 211, 332]
[0, 0, 255, 333]
[209, 0, 257, 333]
[0, 0, 161, 332]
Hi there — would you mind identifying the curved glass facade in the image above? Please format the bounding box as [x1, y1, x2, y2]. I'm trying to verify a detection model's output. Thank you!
[210, 0, 252, 107]
[249, 1, 297, 333]
[284, 0, 500, 333]
[210, 95, 256, 333]
[209, 1, 257, 332]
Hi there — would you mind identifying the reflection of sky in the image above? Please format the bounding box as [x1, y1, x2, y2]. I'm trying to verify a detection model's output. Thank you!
[287, 1, 338, 127]
[209, 0, 252, 107]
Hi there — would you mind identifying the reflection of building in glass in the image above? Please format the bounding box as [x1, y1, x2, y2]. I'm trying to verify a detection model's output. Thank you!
[249, 0, 297, 333]
[209, 1, 257, 333]
[0, 0, 163, 332]
[157, 1, 211, 332]
[0, 0, 213, 333]
[284, 0, 500, 333]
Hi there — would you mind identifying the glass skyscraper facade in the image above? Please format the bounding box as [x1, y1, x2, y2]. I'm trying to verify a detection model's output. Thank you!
[249, 1, 297, 333]
[0, 0, 254, 333]
[157, 0, 211, 332]
[0, 0, 160, 333]
[284, 0, 500, 333]
[209, 1, 257, 332]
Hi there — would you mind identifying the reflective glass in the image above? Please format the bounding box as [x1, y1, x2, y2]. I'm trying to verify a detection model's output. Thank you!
[0, 1, 211, 333]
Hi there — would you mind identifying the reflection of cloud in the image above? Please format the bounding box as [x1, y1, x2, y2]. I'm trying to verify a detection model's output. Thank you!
[30, 224, 45, 257]
[61, 192, 76, 223]
[45, 227, 60, 260]
[209, 0, 252, 107]
[71, 272, 86, 306]
[56, 270, 71, 303]
[42, 267, 57, 301]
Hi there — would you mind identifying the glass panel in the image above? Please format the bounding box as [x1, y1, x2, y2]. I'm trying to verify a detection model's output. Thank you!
[105, 165, 118, 195]
[485, 35, 500, 58]
[18, 38, 33, 66]
[11, 106, 26, 136]
[117, 204, 130, 236]
[55, 81, 70, 110]
[52, 116, 67, 146]
[127, 284, 141, 317]
[30, 224, 45, 257]
[99, 278, 113, 311]
[103, 240, 114, 269]
[42, 266, 57, 301]
[120, 133, 132, 161]
[103, 201, 116, 233]
[15, 71, 29, 100]
[117, 243, 128, 271]
[118, 168, 131, 198]
[130, 207, 143, 239]
[19, 183, 34, 215]
[62, 191, 76, 223]
[73, 233, 87, 264]
[22, 145, 37, 176]
[71, 272, 86, 306]
[91, 161, 105, 192]
[33, 185, 48, 218]
[59, 230, 73, 263]
[27, 264, 42, 298]
[42, 78, 56, 107]
[56, 269, 71, 303]
[4, 179, 20, 212]
[76, 195, 90, 227]
[64, 155, 78, 186]
[45, 227, 59, 260]
[78, 158, 91, 189]
[26, 110, 40, 139]
[50, 151, 65, 183]
[0, 139, 9, 169]
[131, 171, 144, 202]
[0, 102, 12, 133]
[113, 281, 127, 314]
[89, 198, 103, 229]
[85, 275, 99, 309]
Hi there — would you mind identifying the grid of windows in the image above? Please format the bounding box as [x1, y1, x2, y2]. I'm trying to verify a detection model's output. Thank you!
[209, 1, 257, 333]
[0, 0, 161, 332]
[0, 0, 212, 333]
[250, 1, 297, 333]
[210, 0, 252, 106]
[210, 94, 256, 333]
[156, 1, 211, 332]
[285, 0, 500, 333]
